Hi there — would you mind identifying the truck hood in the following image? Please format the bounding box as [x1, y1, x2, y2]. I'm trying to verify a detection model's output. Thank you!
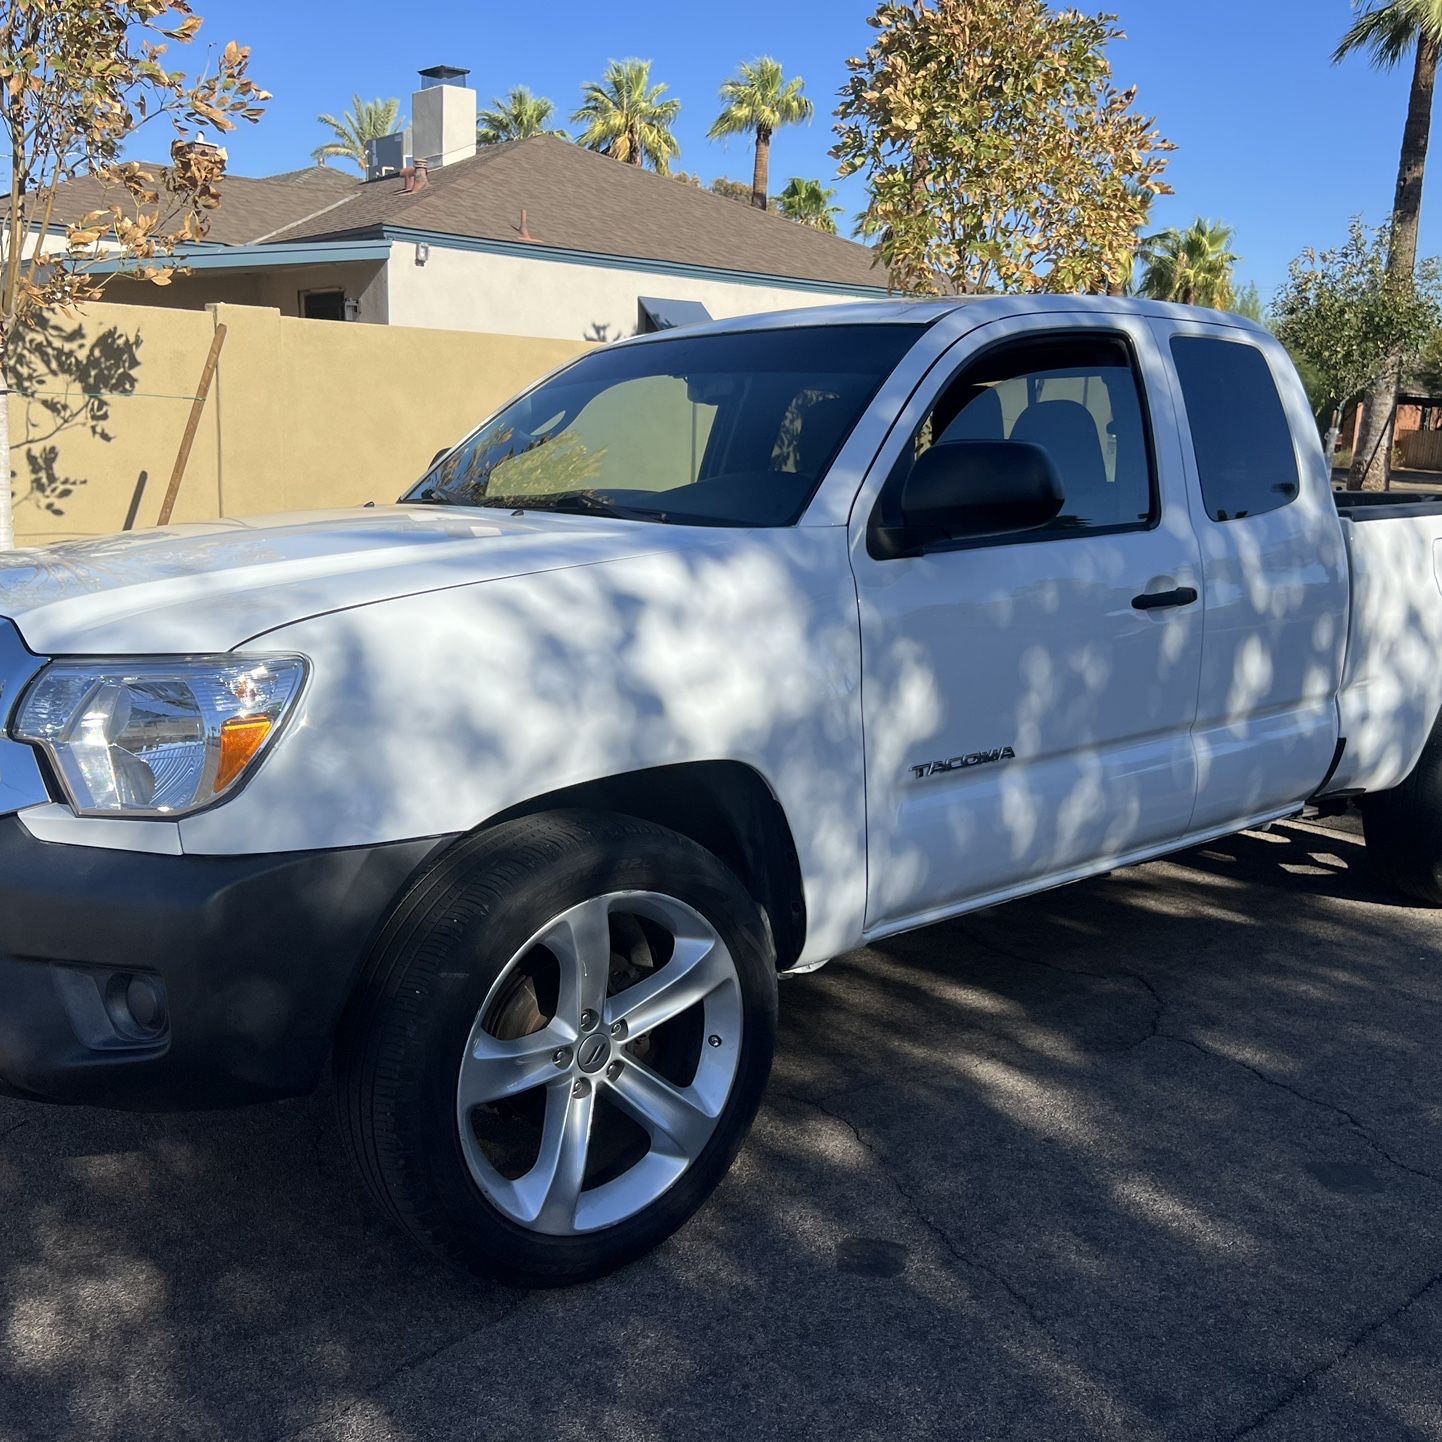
[0, 505, 698, 654]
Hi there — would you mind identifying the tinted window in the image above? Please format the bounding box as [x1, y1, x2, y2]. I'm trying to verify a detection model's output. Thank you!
[886, 333, 1156, 539]
[1170, 337, 1300, 522]
[405, 325, 919, 527]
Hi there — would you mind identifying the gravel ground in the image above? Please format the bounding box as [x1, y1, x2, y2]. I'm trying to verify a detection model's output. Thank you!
[4, 813, 1442, 1442]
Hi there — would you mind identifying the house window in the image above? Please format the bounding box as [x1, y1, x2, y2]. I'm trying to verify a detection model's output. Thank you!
[300, 288, 348, 321]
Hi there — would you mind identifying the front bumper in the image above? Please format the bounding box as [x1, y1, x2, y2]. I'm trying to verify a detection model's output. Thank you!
[0, 817, 453, 1110]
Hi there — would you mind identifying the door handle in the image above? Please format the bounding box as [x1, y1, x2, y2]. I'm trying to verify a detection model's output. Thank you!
[1132, 586, 1199, 612]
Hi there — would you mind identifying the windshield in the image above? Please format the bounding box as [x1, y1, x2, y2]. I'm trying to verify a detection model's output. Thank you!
[401, 324, 920, 526]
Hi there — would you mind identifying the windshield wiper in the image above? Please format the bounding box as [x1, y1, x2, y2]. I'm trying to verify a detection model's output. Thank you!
[411, 487, 459, 506]
[497, 491, 669, 523]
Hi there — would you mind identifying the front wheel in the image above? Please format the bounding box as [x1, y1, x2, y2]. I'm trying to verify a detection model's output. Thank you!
[336, 810, 777, 1287]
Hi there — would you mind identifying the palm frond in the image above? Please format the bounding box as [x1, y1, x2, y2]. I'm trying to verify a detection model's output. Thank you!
[572, 59, 681, 171]
[1335, 0, 1442, 68]
[708, 57, 813, 141]
[1137, 218, 1241, 309]
[312, 96, 404, 172]
[478, 86, 566, 145]
[776, 177, 841, 232]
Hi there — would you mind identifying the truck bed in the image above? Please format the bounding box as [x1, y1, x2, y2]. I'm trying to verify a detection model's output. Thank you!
[1332, 496, 1442, 793]
[1334, 488, 1442, 521]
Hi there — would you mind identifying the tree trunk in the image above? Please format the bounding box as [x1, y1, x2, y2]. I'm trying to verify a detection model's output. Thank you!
[1352, 32, 1440, 491]
[751, 127, 771, 210]
[0, 357, 12, 550]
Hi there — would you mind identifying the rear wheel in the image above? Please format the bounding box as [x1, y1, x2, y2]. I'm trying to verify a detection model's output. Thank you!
[336, 810, 777, 1286]
[1361, 718, 1442, 905]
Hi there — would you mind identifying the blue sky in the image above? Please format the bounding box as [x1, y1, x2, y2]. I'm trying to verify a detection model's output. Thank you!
[184, 0, 1421, 298]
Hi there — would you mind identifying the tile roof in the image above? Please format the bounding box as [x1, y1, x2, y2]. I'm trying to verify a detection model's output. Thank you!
[264, 137, 887, 289]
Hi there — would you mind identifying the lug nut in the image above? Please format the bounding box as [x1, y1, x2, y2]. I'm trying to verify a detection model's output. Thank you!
[580, 1009, 599, 1032]
[572, 1078, 591, 1099]
[606, 1060, 624, 1081]
[552, 1047, 573, 1068]
[707, 1034, 723, 1048]
[610, 1020, 628, 1040]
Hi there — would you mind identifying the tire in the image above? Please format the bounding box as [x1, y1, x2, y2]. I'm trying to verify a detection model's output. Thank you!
[1361, 718, 1442, 905]
[335, 809, 778, 1287]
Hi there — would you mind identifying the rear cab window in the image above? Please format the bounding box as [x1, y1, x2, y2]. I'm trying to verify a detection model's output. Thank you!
[1169, 336, 1301, 522]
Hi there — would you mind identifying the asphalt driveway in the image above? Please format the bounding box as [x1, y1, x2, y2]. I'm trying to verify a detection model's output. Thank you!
[4, 812, 1442, 1441]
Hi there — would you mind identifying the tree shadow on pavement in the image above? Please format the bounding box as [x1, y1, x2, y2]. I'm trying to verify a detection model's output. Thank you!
[3, 818, 1442, 1441]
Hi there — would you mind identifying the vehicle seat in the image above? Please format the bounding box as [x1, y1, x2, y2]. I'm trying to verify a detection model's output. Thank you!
[1009, 398, 1113, 526]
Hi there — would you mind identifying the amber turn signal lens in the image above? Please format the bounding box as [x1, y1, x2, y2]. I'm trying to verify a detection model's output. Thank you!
[216, 716, 273, 792]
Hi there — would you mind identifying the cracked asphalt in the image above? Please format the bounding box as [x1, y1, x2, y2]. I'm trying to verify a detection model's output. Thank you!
[4, 813, 1442, 1441]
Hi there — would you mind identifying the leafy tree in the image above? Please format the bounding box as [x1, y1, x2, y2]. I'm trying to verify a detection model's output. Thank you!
[776, 178, 842, 232]
[477, 87, 568, 145]
[1411, 324, 1442, 393]
[711, 177, 754, 204]
[1273, 219, 1442, 480]
[1334, 1, 1442, 488]
[313, 95, 402, 172]
[1231, 281, 1266, 324]
[708, 58, 813, 210]
[1137, 219, 1240, 310]
[572, 60, 681, 173]
[834, 0, 1173, 295]
[0, 1, 268, 548]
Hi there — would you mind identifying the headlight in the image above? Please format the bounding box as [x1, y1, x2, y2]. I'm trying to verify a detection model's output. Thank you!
[10, 655, 307, 818]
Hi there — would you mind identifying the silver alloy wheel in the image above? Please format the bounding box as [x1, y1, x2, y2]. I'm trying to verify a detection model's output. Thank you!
[455, 890, 744, 1236]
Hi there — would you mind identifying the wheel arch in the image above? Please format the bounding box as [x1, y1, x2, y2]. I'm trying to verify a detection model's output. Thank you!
[479, 761, 809, 971]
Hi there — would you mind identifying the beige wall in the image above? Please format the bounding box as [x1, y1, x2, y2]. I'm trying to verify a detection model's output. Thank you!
[386, 240, 885, 343]
[9, 300, 585, 547]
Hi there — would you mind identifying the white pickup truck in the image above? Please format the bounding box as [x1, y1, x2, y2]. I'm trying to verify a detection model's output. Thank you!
[3, 296, 1442, 1286]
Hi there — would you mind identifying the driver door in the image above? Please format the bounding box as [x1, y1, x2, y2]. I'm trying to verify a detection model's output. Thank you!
[851, 312, 1206, 932]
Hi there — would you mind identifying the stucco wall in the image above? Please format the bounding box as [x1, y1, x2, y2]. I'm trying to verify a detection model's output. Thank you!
[8, 300, 585, 547]
[384, 240, 886, 342]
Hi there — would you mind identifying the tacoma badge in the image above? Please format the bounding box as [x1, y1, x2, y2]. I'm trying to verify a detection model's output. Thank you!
[910, 747, 1016, 781]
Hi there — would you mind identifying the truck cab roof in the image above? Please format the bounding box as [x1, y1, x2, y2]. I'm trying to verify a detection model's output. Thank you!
[628, 293, 1272, 344]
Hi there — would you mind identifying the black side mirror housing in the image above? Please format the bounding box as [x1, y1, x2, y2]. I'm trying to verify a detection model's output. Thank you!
[872, 439, 1066, 558]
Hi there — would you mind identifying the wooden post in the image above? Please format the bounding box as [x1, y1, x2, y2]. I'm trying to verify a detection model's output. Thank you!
[156, 322, 227, 527]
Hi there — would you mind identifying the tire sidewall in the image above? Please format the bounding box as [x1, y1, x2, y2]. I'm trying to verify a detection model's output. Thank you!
[364, 813, 777, 1285]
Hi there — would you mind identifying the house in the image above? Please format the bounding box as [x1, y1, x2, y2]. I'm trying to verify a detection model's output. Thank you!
[40, 67, 889, 342]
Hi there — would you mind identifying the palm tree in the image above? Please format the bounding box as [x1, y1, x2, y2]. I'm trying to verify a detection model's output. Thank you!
[477, 87, 568, 145]
[1335, 1, 1442, 489]
[708, 58, 813, 210]
[1137, 219, 1240, 310]
[776, 178, 841, 233]
[312, 96, 404, 173]
[572, 60, 681, 173]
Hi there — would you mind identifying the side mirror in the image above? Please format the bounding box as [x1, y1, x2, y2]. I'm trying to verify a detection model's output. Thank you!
[873, 439, 1066, 558]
